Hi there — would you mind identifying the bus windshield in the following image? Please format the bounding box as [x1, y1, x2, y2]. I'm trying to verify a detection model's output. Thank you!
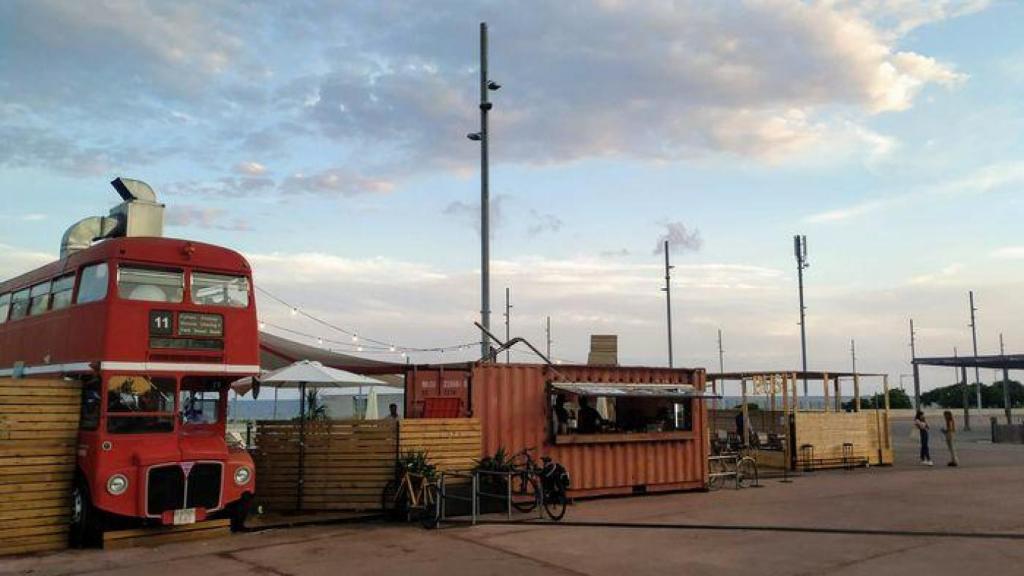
[180, 376, 224, 425]
[107, 375, 176, 434]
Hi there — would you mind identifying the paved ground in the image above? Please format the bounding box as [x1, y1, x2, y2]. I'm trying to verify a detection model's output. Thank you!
[3, 415, 1022, 576]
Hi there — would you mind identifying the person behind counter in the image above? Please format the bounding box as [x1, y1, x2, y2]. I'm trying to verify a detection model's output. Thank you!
[577, 396, 605, 434]
[554, 394, 571, 433]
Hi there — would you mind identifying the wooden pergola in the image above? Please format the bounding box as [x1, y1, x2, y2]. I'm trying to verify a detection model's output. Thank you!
[707, 371, 893, 469]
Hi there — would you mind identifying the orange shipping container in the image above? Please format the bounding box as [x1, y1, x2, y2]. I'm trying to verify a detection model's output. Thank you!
[468, 363, 708, 498]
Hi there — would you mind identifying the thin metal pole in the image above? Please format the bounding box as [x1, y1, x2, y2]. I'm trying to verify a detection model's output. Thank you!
[961, 365, 971, 431]
[479, 22, 492, 360]
[504, 287, 511, 364]
[718, 329, 725, 374]
[969, 291, 982, 409]
[298, 381, 307, 511]
[1001, 333, 1012, 425]
[795, 235, 808, 395]
[546, 316, 552, 359]
[851, 339, 857, 375]
[910, 319, 921, 411]
[957, 347, 970, 430]
[663, 240, 674, 368]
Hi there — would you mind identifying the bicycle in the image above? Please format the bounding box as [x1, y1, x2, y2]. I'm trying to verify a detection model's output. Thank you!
[707, 450, 758, 490]
[381, 465, 440, 528]
[508, 447, 570, 521]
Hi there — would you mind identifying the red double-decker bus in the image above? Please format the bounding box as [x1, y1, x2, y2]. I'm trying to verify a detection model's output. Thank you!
[0, 179, 259, 544]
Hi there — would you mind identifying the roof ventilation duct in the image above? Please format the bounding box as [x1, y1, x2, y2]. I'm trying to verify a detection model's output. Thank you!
[60, 177, 165, 258]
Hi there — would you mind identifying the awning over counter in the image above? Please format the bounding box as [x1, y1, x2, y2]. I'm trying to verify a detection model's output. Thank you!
[550, 382, 720, 399]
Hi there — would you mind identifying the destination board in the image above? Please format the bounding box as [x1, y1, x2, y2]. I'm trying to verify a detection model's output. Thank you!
[177, 313, 223, 337]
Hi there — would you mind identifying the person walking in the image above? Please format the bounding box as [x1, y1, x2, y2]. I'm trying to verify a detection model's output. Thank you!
[941, 410, 959, 467]
[914, 411, 933, 466]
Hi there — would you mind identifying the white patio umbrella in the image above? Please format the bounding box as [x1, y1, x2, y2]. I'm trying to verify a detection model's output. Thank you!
[258, 360, 387, 510]
[365, 386, 380, 420]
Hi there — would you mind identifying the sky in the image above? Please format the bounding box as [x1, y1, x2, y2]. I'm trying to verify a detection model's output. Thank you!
[1, 0, 1023, 396]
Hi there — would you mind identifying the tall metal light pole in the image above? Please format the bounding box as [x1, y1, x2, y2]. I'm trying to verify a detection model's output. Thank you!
[663, 240, 674, 368]
[910, 318, 921, 411]
[468, 22, 500, 360]
[1001, 333, 1012, 425]
[968, 291, 982, 409]
[794, 235, 809, 394]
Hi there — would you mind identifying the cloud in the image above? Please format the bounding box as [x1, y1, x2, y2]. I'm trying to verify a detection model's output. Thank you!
[527, 210, 563, 237]
[166, 176, 276, 198]
[653, 222, 702, 255]
[910, 263, 963, 285]
[234, 161, 268, 176]
[804, 198, 893, 223]
[991, 246, 1024, 260]
[0, 1, 983, 190]
[165, 205, 250, 231]
[442, 195, 508, 237]
[0, 244, 54, 280]
[282, 0, 973, 170]
[281, 169, 395, 198]
[0, 124, 157, 176]
[805, 161, 1024, 223]
[600, 248, 631, 258]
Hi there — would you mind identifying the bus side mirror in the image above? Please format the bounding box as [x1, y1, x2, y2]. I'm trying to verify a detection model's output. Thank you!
[252, 378, 261, 400]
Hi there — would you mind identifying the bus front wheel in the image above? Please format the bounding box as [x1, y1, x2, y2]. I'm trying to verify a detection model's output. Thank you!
[69, 481, 103, 548]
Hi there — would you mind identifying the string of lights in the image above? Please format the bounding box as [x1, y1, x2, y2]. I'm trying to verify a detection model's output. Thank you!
[256, 286, 481, 355]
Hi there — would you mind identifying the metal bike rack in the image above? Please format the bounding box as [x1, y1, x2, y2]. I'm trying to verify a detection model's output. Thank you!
[436, 469, 546, 525]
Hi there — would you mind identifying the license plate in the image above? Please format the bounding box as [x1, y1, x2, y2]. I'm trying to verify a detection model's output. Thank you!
[173, 508, 196, 525]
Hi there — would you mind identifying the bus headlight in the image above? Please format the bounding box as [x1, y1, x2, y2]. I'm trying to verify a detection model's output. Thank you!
[234, 466, 252, 486]
[107, 474, 129, 495]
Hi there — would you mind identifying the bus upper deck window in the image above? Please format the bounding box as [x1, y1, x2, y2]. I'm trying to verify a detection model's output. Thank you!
[191, 272, 250, 308]
[77, 263, 109, 304]
[0, 293, 10, 324]
[9, 289, 30, 320]
[29, 281, 52, 316]
[50, 274, 75, 310]
[118, 266, 183, 303]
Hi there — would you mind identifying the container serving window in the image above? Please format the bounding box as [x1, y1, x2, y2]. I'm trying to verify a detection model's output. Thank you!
[548, 382, 716, 445]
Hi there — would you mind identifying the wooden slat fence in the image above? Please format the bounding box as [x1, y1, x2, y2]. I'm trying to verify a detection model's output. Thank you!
[0, 378, 80, 556]
[252, 418, 481, 512]
[253, 419, 397, 512]
[398, 418, 481, 474]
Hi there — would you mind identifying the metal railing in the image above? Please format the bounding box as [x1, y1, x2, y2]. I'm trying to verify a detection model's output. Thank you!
[436, 469, 546, 525]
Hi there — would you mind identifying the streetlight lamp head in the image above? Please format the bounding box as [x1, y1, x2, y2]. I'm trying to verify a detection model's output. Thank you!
[487, 80, 501, 91]
[467, 132, 483, 141]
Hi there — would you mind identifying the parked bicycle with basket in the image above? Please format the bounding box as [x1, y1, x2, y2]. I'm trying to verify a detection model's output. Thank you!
[381, 451, 440, 528]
